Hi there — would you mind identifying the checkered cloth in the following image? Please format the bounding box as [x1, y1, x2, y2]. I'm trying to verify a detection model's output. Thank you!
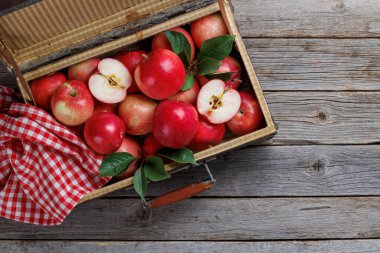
[0, 86, 110, 225]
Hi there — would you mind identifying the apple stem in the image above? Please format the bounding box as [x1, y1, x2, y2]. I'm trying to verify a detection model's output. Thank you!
[142, 54, 148, 59]
[233, 79, 243, 83]
[209, 87, 232, 111]
[69, 90, 77, 97]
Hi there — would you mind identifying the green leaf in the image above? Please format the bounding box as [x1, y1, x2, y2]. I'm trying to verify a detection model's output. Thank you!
[205, 71, 235, 81]
[196, 57, 222, 75]
[199, 35, 236, 61]
[133, 167, 147, 200]
[158, 148, 197, 165]
[99, 152, 136, 177]
[144, 156, 169, 182]
[165, 30, 191, 67]
[181, 73, 195, 91]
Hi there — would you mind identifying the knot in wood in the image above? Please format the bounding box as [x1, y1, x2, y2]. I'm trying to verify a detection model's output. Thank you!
[307, 159, 327, 176]
[315, 110, 330, 124]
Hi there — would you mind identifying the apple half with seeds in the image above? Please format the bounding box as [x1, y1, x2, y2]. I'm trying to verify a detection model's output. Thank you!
[89, 58, 131, 104]
[197, 79, 241, 124]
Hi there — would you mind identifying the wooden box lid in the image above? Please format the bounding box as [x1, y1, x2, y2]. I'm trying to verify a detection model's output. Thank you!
[0, 0, 188, 71]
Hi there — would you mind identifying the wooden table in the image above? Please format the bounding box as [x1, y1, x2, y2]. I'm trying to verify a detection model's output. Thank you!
[1, 0, 380, 252]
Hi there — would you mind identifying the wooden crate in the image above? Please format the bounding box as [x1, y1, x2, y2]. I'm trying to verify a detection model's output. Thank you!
[0, 0, 277, 203]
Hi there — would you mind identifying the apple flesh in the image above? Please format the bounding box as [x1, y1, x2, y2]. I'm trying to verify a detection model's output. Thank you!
[188, 117, 225, 151]
[153, 100, 199, 148]
[114, 50, 146, 94]
[227, 91, 264, 135]
[51, 80, 94, 126]
[89, 58, 131, 104]
[168, 79, 200, 105]
[30, 72, 67, 111]
[152, 27, 196, 62]
[114, 136, 142, 180]
[68, 58, 100, 82]
[143, 133, 163, 157]
[197, 79, 241, 124]
[190, 13, 229, 48]
[135, 48, 186, 100]
[118, 94, 157, 135]
[84, 112, 125, 154]
[197, 56, 242, 90]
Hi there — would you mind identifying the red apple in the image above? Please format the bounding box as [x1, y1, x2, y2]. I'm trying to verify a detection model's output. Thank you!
[153, 100, 199, 148]
[114, 50, 146, 94]
[152, 27, 196, 62]
[190, 13, 229, 48]
[168, 79, 200, 105]
[135, 48, 186, 100]
[68, 58, 100, 82]
[188, 117, 225, 151]
[30, 72, 67, 111]
[84, 112, 125, 154]
[227, 91, 264, 135]
[118, 94, 157, 135]
[143, 133, 163, 157]
[197, 56, 242, 89]
[51, 80, 94, 126]
[93, 99, 118, 114]
[114, 136, 142, 180]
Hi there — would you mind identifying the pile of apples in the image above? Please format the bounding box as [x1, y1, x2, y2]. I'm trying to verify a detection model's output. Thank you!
[29, 13, 263, 180]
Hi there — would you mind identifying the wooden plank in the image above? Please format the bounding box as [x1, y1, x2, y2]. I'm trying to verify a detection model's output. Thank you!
[1, 197, 380, 240]
[266, 91, 380, 145]
[247, 38, 380, 91]
[3, 38, 380, 91]
[2, 240, 380, 253]
[109, 145, 380, 197]
[233, 0, 380, 38]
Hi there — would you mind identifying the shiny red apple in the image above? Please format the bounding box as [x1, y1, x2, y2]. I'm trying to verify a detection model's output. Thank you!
[143, 133, 163, 157]
[68, 58, 100, 82]
[114, 136, 142, 180]
[190, 13, 229, 48]
[152, 27, 196, 62]
[118, 94, 157, 135]
[197, 56, 242, 89]
[153, 100, 199, 148]
[51, 80, 94, 126]
[227, 91, 264, 135]
[84, 112, 125, 154]
[188, 117, 225, 151]
[135, 48, 186, 100]
[114, 50, 147, 94]
[30, 72, 67, 111]
[93, 99, 118, 114]
[168, 79, 200, 105]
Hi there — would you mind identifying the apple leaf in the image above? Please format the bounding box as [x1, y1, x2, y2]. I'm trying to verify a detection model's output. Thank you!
[181, 73, 195, 91]
[144, 156, 169, 182]
[197, 57, 222, 75]
[158, 148, 197, 165]
[205, 71, 235, 82]
[99, 152, 136, 177]
[165, 30, 191, 67]
[199, 35, 236, 61]
[133, 167, 147, 200]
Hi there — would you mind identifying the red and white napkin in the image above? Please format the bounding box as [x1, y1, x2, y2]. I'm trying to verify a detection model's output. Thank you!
[0, 85, 110, 225]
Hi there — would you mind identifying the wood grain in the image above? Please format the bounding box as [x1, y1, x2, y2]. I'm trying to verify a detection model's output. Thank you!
[1, 197, 380, 240]
[233, 0, 380, 38]
[109, 145, 380, 197]
[2, 240, 380, 253]
[247, 38, 380, 91]
[3, 38, 380, 91]
[266, 92, 380, 145]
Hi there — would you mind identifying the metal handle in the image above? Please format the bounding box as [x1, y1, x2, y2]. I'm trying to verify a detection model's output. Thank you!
[144, 163, 215, 209]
